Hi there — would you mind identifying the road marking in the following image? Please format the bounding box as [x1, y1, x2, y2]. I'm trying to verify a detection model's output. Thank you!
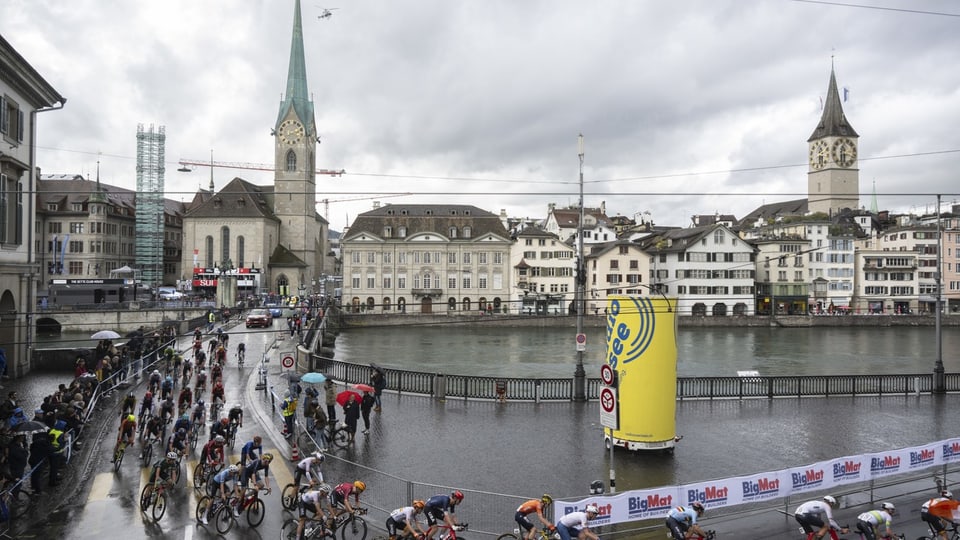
[88, 472, 114, 501]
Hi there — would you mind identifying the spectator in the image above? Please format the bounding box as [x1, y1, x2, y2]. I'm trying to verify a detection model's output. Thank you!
[360, 391, 374, 434]
[324, 379, 337, 423]
[342, 393, 360, 443]
[370, 368, 386, 412]
[0, 346, 7, 382]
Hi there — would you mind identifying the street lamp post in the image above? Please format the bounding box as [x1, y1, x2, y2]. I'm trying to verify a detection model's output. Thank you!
[934, 194, 946, 393]
[573, 134, 587, 402]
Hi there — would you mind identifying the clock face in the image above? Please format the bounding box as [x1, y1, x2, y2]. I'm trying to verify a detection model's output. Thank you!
[831, 138, 857, 168]
[278, 119, 305, 145]
[809, 141, 829, 170]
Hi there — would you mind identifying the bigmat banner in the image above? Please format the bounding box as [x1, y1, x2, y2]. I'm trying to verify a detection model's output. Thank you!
[557, 437, 960, 526]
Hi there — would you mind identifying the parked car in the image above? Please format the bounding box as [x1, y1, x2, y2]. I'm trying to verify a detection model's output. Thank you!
[265, 303, 283, 318]
[245, 309, 273, 328]
[157, 286, 184, 300]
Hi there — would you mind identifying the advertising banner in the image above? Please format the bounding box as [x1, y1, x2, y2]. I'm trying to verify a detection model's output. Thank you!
[787, 460, 832, 494]
[827, 454, 869, 486]
[605, 295, 677, 447]
[942, 438, 960, 464]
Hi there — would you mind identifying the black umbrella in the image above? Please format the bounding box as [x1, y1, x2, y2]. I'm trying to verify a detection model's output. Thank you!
[370, 363, 385, 375]
[12, 420, 50, 434]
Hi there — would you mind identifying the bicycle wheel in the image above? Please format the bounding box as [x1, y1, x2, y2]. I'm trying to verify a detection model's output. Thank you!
[281, 519, 301, 540]
[496, 534, 520, 540]
[139, 483, 154, 512]
[193, 463, 207, 489]
[113, 446, 124, 472]
[331, 427, 350, 448]
[195, 496, 211, 523]
[215, 505, 234, 534]
[141, 443, 153, 468]
[281, 483, 300, 511]
[339, 515, 367, 540]
[151, 490, 167, 521]
[246, 498, 266, 527]
[190, 431, 199, 451]
[173, 460, 182, 485]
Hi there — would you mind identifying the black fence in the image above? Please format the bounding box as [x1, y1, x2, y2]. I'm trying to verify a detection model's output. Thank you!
[313, 354, 960, 401]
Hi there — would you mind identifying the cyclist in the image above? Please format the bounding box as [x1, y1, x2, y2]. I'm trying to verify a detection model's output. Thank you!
[167, 427, 188, 457]
[177, 385, 193, 417]
[423, 490, 463, 540]
[211, 381, 225, 411]
[239, 452, 274, 492]
[191, 399, 206, 429]
[159, 396, 175, 425]
[387, 500, 427, 540]
[208, 337, 218, 356]
[149, 369, 162, 394]
[227, 403, 244, 431]
[240, 435, 263, 466]
[181, 357, 193, 386]
[150, 451, 180, 489]
[195, 349, 206, 370]
[855, 502, 897, 540]
[160, 376, 174, 400]
[193, 327, 203, 342]
[201, 465, 242, 525]
[298, 485, 333, 540]
[294, 451, 325, 487]
[140, 414, 163, 457]
[211, 361, 223, 384]
[921, 492, 957, 540]
[210, 417, 230, 442]
[200, 435, 226, 470]
[112, 414, 137, 462]
[665, 502, 706, 540]
[173, 413, 192, 437]
[192, 336, 203, 359]
[556, 504, 600, 540]
[214, 344, 227, 366]
[236, 342, 246, 364]
[139, 390, 155, 422]
[195, 369, 207, 396]
[328, 480, 366, 525]
[795, 496, 847, 540]
[121, 392, 137, 417]
[516, 494, 555, 540]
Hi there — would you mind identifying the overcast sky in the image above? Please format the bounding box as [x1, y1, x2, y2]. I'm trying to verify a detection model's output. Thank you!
[4, 0, 960, 231]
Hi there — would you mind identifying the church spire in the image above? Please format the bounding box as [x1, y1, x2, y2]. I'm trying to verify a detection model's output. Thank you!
[808, 66, 858, 141]
[276, 0, 315, 133]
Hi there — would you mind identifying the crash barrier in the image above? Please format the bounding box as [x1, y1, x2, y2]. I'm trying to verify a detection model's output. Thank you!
[315, 355, 960, 401]
[556, 438, 960, 527]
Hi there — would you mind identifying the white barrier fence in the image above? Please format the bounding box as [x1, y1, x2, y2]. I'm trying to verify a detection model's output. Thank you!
[557, 437, 960, 526]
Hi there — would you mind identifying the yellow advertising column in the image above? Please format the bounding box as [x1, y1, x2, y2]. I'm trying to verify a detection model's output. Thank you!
[605, 295, 678, 451]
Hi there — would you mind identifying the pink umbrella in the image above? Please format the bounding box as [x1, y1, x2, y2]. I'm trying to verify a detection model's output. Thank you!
[336, 390, 361, 407]
[350, 383, 374, 393]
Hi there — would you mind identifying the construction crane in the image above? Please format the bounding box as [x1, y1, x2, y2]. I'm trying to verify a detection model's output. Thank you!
[177, 158, 344, 177]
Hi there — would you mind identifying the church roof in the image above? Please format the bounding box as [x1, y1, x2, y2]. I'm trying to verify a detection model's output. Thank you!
[808, 67, 858, 141]
[268, 243, 307, 267]
[276, 0, 315, 134]
[184, 177, 279, 220]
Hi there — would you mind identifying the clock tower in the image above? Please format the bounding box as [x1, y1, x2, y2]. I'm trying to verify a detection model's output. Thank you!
[807, 67, 859, 215]
[273, 0, 321, 293]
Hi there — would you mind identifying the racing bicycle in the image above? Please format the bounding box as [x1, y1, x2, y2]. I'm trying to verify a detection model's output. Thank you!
[281, 515, 336, 540]
[139, 480, 173, 521]
[208, 486, 268, 534]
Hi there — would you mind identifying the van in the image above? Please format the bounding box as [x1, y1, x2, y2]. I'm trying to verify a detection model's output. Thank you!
[157, 286, 184, 300]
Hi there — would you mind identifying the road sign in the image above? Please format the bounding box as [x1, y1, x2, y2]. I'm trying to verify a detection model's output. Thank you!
[576, 332, 586, 352]
[599, 386, 619, 430]
[281, 355, 294, 368]
[600, 364, 615, 386]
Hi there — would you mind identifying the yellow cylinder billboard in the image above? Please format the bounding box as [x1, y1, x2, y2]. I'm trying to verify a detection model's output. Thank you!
[605, 295, 677, 450]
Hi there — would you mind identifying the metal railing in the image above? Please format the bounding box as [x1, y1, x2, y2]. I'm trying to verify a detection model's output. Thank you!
[313, 354, 960, 401]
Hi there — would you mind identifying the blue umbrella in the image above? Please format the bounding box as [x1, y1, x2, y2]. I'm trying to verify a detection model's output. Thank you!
[301, 372, 326, 384]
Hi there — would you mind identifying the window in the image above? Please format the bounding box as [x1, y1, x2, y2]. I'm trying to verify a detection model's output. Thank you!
[610, 260, 619, 269]
[286, 150, 297, 171]
[383, 226, 392, 238]
[479, 273, 487, 289]
[69, 222, 84, 234]
[69, 261, 83, 274]
[383, 252, 392, 264]
[493, 252, 503, 265]
[220, 226, 230, 263]
[448, 252, 456, 264]
[479, 252, 488, 264]
[449, 227, 457, 238]
[205, 236, 214, 267]
[398, 226, 407, 238]
[448, 273, 456, 288]
[0, 174, 23, 244]
[383, 274, 392, 289]
[367, 273, 376, 288]
[49, 222, 62, 234]
[462, 274, 472, 288]
[68, 240, 83, 253]
[462, 252, 472, 264]
[351, 252, 361, 264]
[367, 252, 376, 264]
[237, 236, 245, 267]
[397, 274, 406, 289]
[463, 226, 471, 238]
[1, 96, 24, 143]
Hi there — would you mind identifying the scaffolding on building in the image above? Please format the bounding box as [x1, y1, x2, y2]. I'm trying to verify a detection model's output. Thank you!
[135, 123, 166, 288]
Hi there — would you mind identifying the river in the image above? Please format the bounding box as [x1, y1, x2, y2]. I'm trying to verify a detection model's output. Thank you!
[332, 324, 960, 377]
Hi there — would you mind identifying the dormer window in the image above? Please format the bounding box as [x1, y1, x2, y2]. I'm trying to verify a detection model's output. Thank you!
[398, 226, 407, 238]
[449, 227, 457, 239]
[214, 198, 222, 208]
[72, 203, 83, 212]
[383, 226, 392, 238]
[463, 226, 471, 238]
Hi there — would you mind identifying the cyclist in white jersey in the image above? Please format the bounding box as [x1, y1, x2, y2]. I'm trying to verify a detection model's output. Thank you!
[795, 496, 848, 540]
[386, 500, 427, 540]
[855, 503, 896, 540]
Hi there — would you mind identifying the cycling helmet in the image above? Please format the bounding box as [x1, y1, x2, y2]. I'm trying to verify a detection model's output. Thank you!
[145, 391, 153, 399]
[585, 504, 599, 515]
[153, 369, 160, 375]
[451, 490, 464, 501]
[413, 500, 425, 511]
[166, 376, 172, 382]
[127, 392, 135, 398]
[262, 453, 274, 462]
[541, 494, 553, 505]
[177, 428, 186, 436]
[880, 502, 895, 513]
[313, 451, 325, 462]
[214, 435, 225, 444]
[166, 451, 178, 460]
[823, 495, 837, 507]
[220, 418, 229, 425]
[353, 480, 366, 493]
[691, 502, 705, 515]
[228, 465, 239, 473]
[197, 399, 204, 406]
[942, 490, 954, 499]
[234, 403, 242, 410]
[127, 414, 136, 422]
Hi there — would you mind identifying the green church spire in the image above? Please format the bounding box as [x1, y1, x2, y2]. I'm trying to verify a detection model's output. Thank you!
[276, 0, 314, 133]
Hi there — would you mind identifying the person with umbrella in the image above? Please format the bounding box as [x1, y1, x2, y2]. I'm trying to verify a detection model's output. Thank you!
[370, 365, 386, 412]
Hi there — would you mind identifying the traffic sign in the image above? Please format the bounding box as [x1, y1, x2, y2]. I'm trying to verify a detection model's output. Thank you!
[600, 364, 616, 386]
[281, 355, 294, 368]
[599, 386, 619, 430]
[576, 332, 586, 352]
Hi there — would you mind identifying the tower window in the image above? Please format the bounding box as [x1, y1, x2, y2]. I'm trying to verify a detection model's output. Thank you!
[286, 150, 297, 171]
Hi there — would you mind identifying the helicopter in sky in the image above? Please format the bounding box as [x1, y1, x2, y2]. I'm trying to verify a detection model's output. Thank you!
[318, 7, 338, 20]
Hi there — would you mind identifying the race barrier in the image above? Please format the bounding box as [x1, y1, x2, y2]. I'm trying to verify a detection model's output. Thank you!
[556, 436, 960, 525]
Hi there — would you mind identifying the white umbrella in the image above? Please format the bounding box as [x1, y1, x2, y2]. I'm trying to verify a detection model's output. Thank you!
[90, 330, 121, 340]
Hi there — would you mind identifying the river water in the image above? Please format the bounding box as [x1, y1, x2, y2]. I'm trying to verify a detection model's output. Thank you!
[333, 324, 960, 377]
